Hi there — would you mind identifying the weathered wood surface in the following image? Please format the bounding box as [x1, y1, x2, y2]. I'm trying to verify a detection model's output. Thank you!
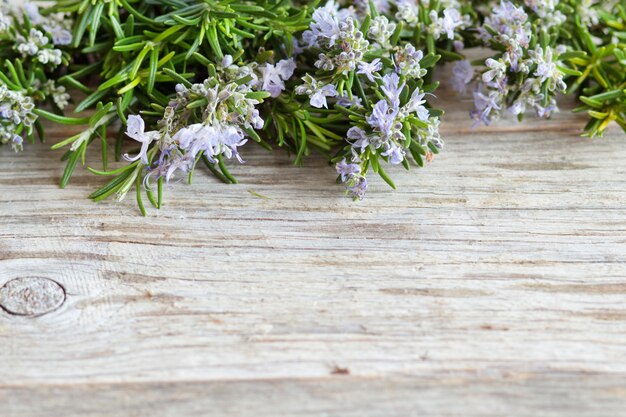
[1, 90, 626, 416]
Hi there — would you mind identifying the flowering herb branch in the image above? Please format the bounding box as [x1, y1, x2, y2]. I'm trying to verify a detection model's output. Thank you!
[0, 2, 72, 151]
[288, 0, 454, 199]
[451, 0, 626, 138]
[36, 0, 316, 212]
[570, 2, 626, 137]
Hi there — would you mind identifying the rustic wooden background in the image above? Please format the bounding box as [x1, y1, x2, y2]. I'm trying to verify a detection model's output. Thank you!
[1, 87, 626, 416]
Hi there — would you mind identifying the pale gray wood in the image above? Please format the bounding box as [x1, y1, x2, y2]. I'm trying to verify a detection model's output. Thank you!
[1, 90, 625, 416]
[3, 374, 626, 417]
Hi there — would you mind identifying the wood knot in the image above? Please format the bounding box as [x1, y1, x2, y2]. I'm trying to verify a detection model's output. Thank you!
[0, 277, 66, 317]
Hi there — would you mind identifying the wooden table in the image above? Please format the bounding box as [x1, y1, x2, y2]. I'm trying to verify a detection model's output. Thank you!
[1, 91, 625, 416]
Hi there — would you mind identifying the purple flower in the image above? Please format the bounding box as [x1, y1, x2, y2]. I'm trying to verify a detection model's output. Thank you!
[470, 87, 501, 126]
[335, 155, 368, 200]
[248, 108, 264, 130]
[382, 145, 404, 164]
[11, 134, 23, 152]
[291, 38, 304, 56]
[302, 2, 341, 47]
[535, 98, 558, 118]
[346, 176, 368, 200]
[508, 99, 526, 115]
[357, 59, 382, 83]
[0, 104, 13, 120]
[367, 99, 398, 138]
[336, 159, 361, 182]
[221, 126, 249, 163]
[173, 125, 196, 150]
[451, 60, 475, 94]
[355, 0, 390, 14]
[346, 126, 369, 152]
[535, 62, 555, 83]
[336, 92, 363, 108]
[163, 152, 195, 183]
[481, 1, 530, 52]
[47, 26, 72, 46]
[23, 3, 45, 26]
[276, 59, 296, 79]
[381, 73, 405, 107]
[443, 8, 464, 39]
[189, 124, 247, 163]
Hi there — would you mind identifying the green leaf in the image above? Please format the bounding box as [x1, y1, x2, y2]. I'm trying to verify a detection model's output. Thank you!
[34, 109, 90, 125]
[147, 47, 159, 95]
[61, 141, 86, 188]
[377, 164, 396, 190]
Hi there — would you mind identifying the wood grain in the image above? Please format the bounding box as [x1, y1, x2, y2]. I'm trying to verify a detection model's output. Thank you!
[1, 88, 625, 416]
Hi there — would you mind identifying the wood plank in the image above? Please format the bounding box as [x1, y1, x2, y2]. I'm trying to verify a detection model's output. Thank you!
[3, 374, 626, 417]
[1, 88, 625, 416]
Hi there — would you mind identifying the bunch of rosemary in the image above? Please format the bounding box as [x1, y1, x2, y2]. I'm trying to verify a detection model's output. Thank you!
[0, 0, 623, 214]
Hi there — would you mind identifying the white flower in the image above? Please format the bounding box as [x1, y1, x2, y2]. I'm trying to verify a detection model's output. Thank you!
[577, 0, 600, 26]
[37, 48, 62, 66]
[259, 58, 296, 97]
[36, 80, 70, 109]
[310, 84, 338, 108]
[530, 46, 566, 92]
[394, 44, 426, 79]
[395, 1, 419, 26]
[16, 28, 48, 56]
[482, 58, 507, 83]
[405, 89, 429, 122]
[124, 115, 159, 165]
[367, 15, 396, 47]
[295, 74, 338, 108]
[435, 8, 466, 40]
[221, 55, 234, 68]
[0, 11, 11, 33]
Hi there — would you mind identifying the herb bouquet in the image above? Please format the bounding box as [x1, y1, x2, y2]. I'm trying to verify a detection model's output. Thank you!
[0, 0, 623, 214]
